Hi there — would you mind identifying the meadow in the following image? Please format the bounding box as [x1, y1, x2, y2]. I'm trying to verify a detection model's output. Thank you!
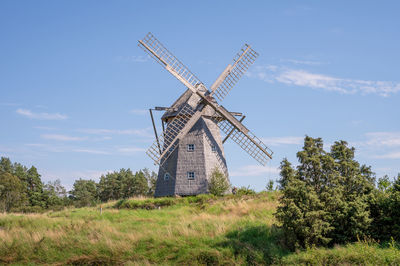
[0, 192, 399, 265]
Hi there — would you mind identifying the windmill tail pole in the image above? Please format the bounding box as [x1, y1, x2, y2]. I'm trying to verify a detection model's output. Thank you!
[149, 109, 162, 154]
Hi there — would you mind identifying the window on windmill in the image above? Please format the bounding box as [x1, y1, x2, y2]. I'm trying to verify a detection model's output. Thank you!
[211, 145, 217, 152]
[187, 144, 195, 152]
[164, 172, 170, 181]
[187, 171, 195, 180]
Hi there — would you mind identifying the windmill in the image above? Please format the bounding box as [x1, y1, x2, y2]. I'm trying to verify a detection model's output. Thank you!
[139, 33, 273, 197]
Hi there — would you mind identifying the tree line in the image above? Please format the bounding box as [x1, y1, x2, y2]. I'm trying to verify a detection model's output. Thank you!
[276, 136, 400, 250]
[0, 157, 157, 212]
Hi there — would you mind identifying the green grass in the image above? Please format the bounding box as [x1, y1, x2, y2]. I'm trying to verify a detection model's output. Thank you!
[0, 192, 398, 265]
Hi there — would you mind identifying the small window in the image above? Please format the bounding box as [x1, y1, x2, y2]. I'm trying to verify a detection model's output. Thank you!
[211, 145, 217, 152]
[187, 171, 195, 180]
[187, 144, 195, 152]
[164, 172, 170, 181]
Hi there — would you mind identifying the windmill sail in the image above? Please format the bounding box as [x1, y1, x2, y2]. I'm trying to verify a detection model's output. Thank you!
[138, 32, 203, 95]
[146, 103, 203, 165]
[212, 44, 259, 102]
[215, 117, 273, 166]
[140, 33, 273, 167]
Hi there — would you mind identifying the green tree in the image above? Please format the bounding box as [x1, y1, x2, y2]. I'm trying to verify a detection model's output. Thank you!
[0, 172, 27, 212]
[70, 179, 98, 207]
[266, 180, 274, 191]
[208, 167, 229, 196]
[98, 171, 120, 201]
[378, 175, 391, 192]
[44, 179, 68, 207]
[369, 173, 400, 241]
[276, 137, 333, 249]
[275, 136, 374, 249]
[26, 166, 45, 207]
[278, 158, 295, 190]
[0, 157, 12, 173]
[143, 168, 157, 196]
[328, 140, 374, 243]
[132, 170, 149, 196]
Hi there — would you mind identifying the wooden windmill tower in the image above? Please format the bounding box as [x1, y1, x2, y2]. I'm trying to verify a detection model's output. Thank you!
[139, 33, 273, 197]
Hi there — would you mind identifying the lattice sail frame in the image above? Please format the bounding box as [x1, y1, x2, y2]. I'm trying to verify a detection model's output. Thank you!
[139, 32, 273, 167]
[213, 44, 259, 102]
[139, 33, 202, 89]
[214, 116, 273, 166]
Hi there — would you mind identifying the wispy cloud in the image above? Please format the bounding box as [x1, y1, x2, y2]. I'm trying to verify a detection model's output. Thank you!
[249, 65, 400, 97]
[280, 59, 323, 66]
[72, 149, 110, 155]
[130, 109, 148, 115]
[117, 147, 146, 154]
[352, 132, 400, 161]
[41, 134, 86, 141]
[78, 128, 151, 137]
[230, 165, 279, 177]
[363, 132, 400, 147]
[374, 152, 400, 159]
[262, 136, 303, 146]
[16, 108, 68, 120]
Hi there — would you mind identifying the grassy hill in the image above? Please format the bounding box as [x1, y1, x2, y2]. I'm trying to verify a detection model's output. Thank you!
[0, 192, 399, 265]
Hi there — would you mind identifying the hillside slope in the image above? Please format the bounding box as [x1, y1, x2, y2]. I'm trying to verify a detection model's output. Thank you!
[0, 192, 399, 265]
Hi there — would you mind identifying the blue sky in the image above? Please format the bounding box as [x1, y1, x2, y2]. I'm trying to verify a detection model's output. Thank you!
[1, 1, 399, 191]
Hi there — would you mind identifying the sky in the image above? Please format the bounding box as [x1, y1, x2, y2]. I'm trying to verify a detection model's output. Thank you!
[1, 1, 399, 191]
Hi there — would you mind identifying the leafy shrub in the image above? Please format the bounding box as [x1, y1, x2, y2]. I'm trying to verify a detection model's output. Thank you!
[236, 186, 256, 196]
[208, 168, 229, 196]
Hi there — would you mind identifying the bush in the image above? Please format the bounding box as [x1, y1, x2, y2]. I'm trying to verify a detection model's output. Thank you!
[236, 186, 256, 196]
[275, 137, 375, 250]
[208, 167, 229, 196]
[369, 174, 400, 241]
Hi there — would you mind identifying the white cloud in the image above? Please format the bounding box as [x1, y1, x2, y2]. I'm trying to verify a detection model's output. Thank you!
[16, 108, 68, 120]
[363, 132, 400, 147]
[230, 164, 279, 177]
[78, 128, 151, 137]
[41, 134, 86, 141]
[249, 66, 400, 97]
[280, 59, 322, 65]
[374, 152, 400, 159]
[262, 136, 303, 146]
[117, 147, 146, 154]
[130, 109, 148, 115]
[72, 149, 110, 155]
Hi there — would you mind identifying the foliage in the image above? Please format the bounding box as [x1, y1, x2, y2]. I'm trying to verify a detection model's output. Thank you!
[0, 157, 72, 212]
[266, 180, 274, 191]
[0, 172, 27, 212]
[0, 192, 399, 265]
[97, 168, 155, 202]
[44, 179, 68, 207]
[143, 168, 157, 196]
[70, 179, 98, 207]
[369, 174, 400, 241]
[275, 136, 375, 250]
[236, 186, 256, 196]
[208, 167, 229, 196]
